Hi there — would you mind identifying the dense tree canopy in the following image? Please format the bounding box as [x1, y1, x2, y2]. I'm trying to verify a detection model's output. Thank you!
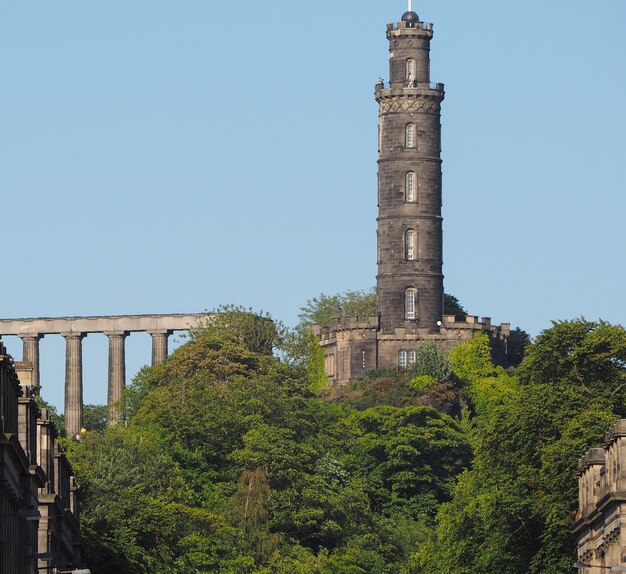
[416, 321, 626, 574]
[64, 312, 626, 573]
[67, 312, 472, 573]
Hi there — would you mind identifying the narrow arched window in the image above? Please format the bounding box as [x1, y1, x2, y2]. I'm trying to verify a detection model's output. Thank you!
[405, 288, 417, 319]
[406, 172, 416, 202]
[406, 229, 416, 260]
[406, 59, 415, 79]
[405, 124, 416, 148]
[408, 350, 417, 367]
[406, 59, 416, 86]
[398, 350, 407, 369]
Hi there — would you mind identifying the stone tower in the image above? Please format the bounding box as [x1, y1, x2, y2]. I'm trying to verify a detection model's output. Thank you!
[375, 9, 445, 334]
[312, 9, 510, 384]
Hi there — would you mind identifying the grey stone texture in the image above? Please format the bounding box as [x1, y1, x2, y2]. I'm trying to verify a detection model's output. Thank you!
[106, 332, 128, 426]
[0, 346, 84, 573]
[21, 334, 42, 389]
[574, 420, 626, 572]
[64, 334, 85, 439]
[376, 20, 444, 333]
[314, 13, 510, 384]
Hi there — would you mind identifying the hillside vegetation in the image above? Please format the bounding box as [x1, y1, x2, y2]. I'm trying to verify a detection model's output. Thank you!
[64, 311, 626, 574]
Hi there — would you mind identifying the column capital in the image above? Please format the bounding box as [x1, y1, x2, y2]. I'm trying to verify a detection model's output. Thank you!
[104, 331, 129, 338]
[148, 330, 173, 336]
[19, 333, 44, 342]
[61, 332, 86, 340]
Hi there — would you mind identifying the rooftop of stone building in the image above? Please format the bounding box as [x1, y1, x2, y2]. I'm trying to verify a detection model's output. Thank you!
[604, 419, 626, 445]
[577, 448, 606, 473]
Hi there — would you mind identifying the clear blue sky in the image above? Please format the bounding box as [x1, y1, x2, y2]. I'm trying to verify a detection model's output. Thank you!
[2, 1, 625, 410]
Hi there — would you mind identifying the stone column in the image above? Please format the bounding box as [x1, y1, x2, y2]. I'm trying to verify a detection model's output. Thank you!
[106, 332, 128, 426]
[63, 333, 85, 439]
[149, 330, 172, 366]
[21, 334, 43, 389]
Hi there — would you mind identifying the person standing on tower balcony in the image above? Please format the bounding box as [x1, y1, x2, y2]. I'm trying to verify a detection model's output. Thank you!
[407, 72, 416, 88]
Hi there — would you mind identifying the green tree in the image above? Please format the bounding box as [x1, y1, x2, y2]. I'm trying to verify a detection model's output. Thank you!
[505, 326, 532, 367]
[450, 331, 498, 383]
[83, 404, 108, 433]
[338, 405, 471, 519]
[199, 304, 288, 355]
[443, 294, 467, 320]
[224, 468, 282, 563]
[67, 426, 248, 574]
[298, 289, 377, 331]
[306, 332, 328, 393]
[412, 341, 451, 381]
[418, 319, 626, 574]
[71, 308, 559, 574]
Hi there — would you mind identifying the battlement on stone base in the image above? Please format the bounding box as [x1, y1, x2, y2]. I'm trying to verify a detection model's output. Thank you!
[441, 315, 510, 338]
[313, 313, 513, 384]
[387, 21, 433, 34]
[311, 316, 379, 342]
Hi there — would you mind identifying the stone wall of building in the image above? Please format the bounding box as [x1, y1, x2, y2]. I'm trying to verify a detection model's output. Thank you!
[0, 344, 87, 574]
[573, 420, 626, 573]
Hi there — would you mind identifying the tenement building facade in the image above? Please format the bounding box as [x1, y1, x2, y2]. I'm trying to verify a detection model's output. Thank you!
[313, 9, 509, 383]
[0, 343, 87, 574]
[574, 420, 626, 573]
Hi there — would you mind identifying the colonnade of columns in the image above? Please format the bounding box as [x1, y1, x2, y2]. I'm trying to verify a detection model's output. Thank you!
[21, 330, 171, 437]
[0, 313, 206, 437]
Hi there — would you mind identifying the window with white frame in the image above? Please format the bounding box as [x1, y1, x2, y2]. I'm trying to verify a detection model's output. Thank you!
[406, 172, 416, 202]
[405, 288, 417, 319]
[406, 124, 416, 148]
[408, 350, 417, 367]
[406, 229, 416, 260]
[398, 350, 408, 369]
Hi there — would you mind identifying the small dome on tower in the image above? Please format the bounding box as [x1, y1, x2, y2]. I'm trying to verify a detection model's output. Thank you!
[401, 11, 419, 23]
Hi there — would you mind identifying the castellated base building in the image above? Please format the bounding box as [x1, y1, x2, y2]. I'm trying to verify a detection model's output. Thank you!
[313, 9, 509, 384]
